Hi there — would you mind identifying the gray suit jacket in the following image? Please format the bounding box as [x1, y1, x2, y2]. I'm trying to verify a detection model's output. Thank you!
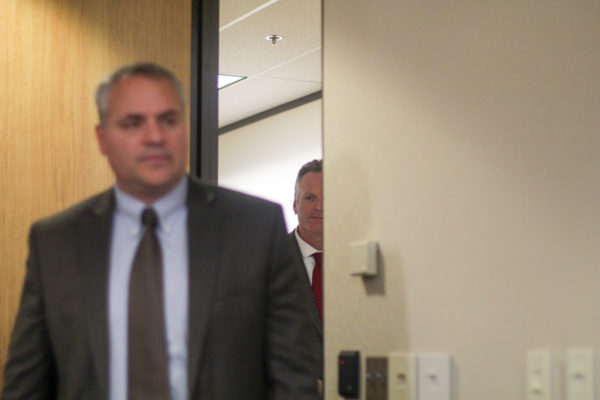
[288, 230, 323, 381]
[2, 177, 319, 400]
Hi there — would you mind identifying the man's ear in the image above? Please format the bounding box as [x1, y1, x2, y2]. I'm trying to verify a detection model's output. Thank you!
[293, 199, 298, 215]
[95, 124, 107, 155]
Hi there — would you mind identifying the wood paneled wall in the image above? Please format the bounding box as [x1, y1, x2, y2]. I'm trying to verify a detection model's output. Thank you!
[0, 0, 191, 387]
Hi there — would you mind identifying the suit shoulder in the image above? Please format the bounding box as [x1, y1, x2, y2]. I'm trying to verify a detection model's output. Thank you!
[31, 189, 113, 232]
[219, 186, 280, 209]
[188, 178, 282, 213]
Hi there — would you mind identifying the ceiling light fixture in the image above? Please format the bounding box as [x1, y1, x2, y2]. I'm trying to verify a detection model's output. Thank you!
[218, 74, 246, 90]
[266, 34, 283, 45]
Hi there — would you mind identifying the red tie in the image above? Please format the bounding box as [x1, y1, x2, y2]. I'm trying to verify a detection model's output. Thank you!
[312, 252, 323, 319]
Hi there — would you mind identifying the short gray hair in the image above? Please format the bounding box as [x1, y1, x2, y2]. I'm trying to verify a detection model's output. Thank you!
[294, 159, 322, 202]
[95, 62, 186, 125]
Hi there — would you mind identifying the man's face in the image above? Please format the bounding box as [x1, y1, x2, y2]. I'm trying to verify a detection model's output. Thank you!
[293, 171, 323, 241]
[95, 76, 188, 203]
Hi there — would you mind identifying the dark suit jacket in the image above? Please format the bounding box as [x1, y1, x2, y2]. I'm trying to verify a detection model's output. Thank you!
[288, 230, 323, 381]
[2, 177, 319, 400]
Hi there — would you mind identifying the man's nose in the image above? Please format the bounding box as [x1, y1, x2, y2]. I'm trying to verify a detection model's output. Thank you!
[144, 120, 165, 143]
[315, 197, 323, 210]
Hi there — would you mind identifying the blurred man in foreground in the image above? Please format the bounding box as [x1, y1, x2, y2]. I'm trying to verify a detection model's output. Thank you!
[2, 63, 319, 400]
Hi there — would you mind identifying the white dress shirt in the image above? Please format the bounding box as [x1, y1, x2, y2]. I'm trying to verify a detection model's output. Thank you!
[294, 228, 321, 284]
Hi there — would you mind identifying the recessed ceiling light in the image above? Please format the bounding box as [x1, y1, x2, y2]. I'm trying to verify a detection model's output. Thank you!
[218, 74, 246, 90]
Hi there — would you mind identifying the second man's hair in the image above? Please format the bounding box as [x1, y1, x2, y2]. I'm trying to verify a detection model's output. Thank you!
[294, 159, 322, 202]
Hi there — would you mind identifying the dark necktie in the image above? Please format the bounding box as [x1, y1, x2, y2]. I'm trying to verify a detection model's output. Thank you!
[128, 208, 170, 400]
[312, 252, 323, 320]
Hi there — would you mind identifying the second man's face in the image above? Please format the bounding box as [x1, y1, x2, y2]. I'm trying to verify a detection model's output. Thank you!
[95, 76, 188, 203]
[294, 171, 323, 243]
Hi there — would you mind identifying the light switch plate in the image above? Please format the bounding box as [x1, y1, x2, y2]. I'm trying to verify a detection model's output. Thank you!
[526, 350, 555, 400]
[350, 240, 379, 276]
[417, 353, 451, 400]
[366, 357, 388, 400]
[567, 348, 595, 400]
[388, 352, 417, 400]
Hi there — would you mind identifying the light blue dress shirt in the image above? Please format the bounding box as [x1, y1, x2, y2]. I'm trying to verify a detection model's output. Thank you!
[108, 178, 189, 400]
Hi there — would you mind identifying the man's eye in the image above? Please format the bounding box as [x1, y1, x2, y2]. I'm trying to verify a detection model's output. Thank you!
[305, 195, 315, 201]
[119, 119, 141, 129]
[161, 117, 178, 126]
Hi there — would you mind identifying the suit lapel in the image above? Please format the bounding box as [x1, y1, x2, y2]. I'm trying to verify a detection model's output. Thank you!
[76, 180, 221, 395]
[290, 231, 323, 338]
[80, 190, 114, 394]
[186, 179, 221, 391]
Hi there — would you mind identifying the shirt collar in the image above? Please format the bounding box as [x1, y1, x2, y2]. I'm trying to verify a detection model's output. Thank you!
[294, 227, 320, 258]
[114, 177, 188, 234]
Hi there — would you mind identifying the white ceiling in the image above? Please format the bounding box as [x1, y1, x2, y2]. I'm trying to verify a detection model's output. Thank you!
[218, 0, 322, 128]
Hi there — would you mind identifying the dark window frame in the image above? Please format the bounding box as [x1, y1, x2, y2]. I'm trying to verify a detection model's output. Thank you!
[190, 0, 219, 182]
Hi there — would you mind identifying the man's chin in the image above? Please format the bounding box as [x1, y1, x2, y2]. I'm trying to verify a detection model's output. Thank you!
[303, 223, 323, 235]
[307, 218, 323, 228]
[138, 173, 184, 193]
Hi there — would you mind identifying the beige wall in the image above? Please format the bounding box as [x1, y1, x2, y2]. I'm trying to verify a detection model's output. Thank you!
[0, 0, 190, 387]
[323, 1, 600, 399]
[218, 100, 322, 230]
